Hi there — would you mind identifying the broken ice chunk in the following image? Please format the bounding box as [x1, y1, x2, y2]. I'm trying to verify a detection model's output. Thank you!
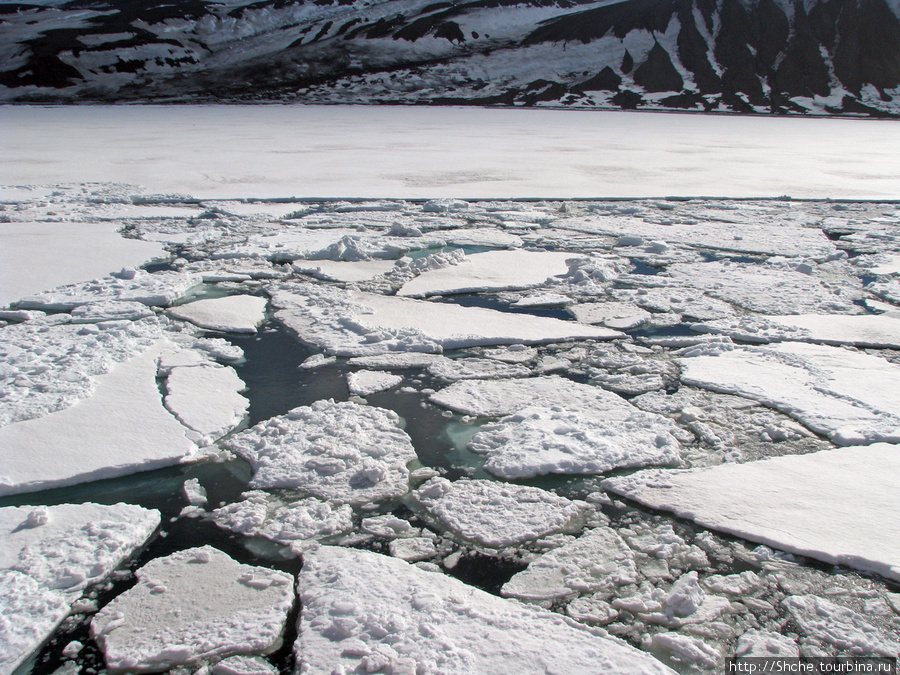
[169, 294, 267, 334]
[164, 364, 248, 443]
[412, 477, 586, 548]
[346, 370, 402, 397]
[297, 546, 674, 674]
[223, 400, 416, 505]
[91, 546, 294, 672]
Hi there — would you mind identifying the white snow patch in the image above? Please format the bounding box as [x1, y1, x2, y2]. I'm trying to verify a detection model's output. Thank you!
[603, 443, 900, 582]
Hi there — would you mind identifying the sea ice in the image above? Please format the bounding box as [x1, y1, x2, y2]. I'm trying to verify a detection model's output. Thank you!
[570, 302, 652, 330]
[0, 340, 199, 496]
[91, 546, 294, 672]
[603, 444, 900, 581]
[429, 375, 632, 418]
[0, 220, 165, 308]
[272, 281, 621, 356]
[502, 526, 637, 601]
[677, 341, 900, 445]
[0, 502, 160, 674]
[296, 546, 675, 674]
[735, 630, 799, 658]
[16, 270, 201, 311]
[223, 400, 416, 505]
[164, 364, 248, 443]
[396, 250, 576, 297]
[169, 294, 267, 334]
[293, 259, 399, 283]
[782, 595, 900, 657]
[426, 357, 531, 381]
[0, 315, 163, 427]
[346, 370, 402, 397]
[692, 313, 900, 348]
[346, 352, 442, 369]
[412, 477, 586, 547]
[212, 655, 279, 675]
[468, 406, 681, 479]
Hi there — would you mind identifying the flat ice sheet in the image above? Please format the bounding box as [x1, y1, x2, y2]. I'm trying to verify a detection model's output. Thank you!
[169, 295, 267, 334]
[0, 340, 198, 496]
[692, 313, 900, 348]
[677, 341, 900, 446]
[297, 546, 675, 674]
[603, 444, 900, 582]
[0, 221, 165, 308]
[397, 250, 575, 297]
[3, 106, 899, 200]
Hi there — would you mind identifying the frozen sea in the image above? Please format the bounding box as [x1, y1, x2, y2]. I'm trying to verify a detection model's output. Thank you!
[1, 106, 900, 675]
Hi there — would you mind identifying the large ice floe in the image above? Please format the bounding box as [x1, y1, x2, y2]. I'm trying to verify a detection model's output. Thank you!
[677, 341, 900, 445]
[168, 294, 268, 334]
[0, 502, 160, 674]
[223, 400, 416, 505]
[91, 546, 294, 672]
[691, 313, 900, 348]
[297, 545, 675, 674]
[603, 444, 900, 581]
[0, 339, 200, 496]
[271, 281, 621, 356]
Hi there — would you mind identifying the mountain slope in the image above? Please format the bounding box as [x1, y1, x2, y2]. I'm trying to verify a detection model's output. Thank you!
[1, 0, 899, 115]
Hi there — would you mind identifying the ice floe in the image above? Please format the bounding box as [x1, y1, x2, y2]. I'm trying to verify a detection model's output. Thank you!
[397, 250, 576, 297]
[692, 313, 900, 348]
[16, 270, 201, 311]
[169, 294, 267, 334]
[223, 400, 416, 505]
[293, 259, 399, 283]
[429, 374, 632, 418]
[468, 405, 682, 479]
[346, 370, 402, 397]
[0, 502, 160, 674]
[412, 477, 586, 547]
[570, 301, 652, 330]
[782, 594, 900, 657]
[603, 443, 900, 581]
[272, 281, 621, 356]
[91, 546, 294, 672]
[164, 363, 248, 444]
[297, 545, 674, 674]
[0, 339, 199, 496]
[212, 491, 353, 552]
[0, 315, 163, 427]
[426, 356, 531, 381]
[502, 526, 637, 601]
[677, 341, 900, 445]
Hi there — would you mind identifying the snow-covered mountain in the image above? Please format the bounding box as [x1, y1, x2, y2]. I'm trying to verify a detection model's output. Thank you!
[2, 0, 899, 115]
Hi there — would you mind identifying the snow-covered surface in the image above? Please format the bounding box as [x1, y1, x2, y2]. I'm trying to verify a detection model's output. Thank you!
[469, 405, 681, 479]
[346, 370, 402, 397]
[430, 375, 632, 417]
[692, 313, 900, 348]
[223, 400, 416, 505]
[0, 339, 199, 496]
[164, 364, 248, 443]
[0, 502, 160, 674]
[3, 107, 900, 200]
[677, 342, 900, 446]
[91, 546, 294, 672]
[297, 545, 675, 674]
[397, 250, 575, 297]
[272, 282, 621, 356]
[0, 221, 165, 308]
[412, 477, 586, 547]
[169, 295, 267, 334]
[293, 259, 399, 283]
[603, 443, 900, 581]
[502, 526, 637, 601]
